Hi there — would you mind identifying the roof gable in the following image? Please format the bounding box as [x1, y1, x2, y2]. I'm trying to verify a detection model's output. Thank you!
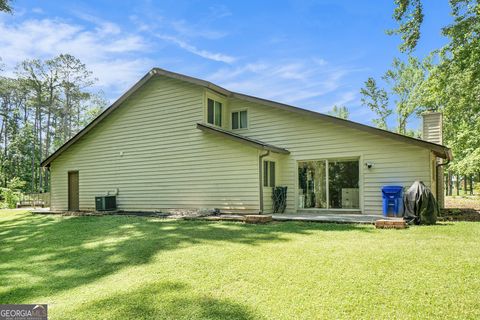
[41, 67, 452, 167]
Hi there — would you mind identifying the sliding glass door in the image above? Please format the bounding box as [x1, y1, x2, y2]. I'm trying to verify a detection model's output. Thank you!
[298, 159, 359, 209]
[298, 161, 327, 209]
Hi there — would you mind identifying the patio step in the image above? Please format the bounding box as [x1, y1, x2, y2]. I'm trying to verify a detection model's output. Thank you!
[184, 214, 247, 222]
[375, 219, 408, 229]
[245, 215, 273, 224]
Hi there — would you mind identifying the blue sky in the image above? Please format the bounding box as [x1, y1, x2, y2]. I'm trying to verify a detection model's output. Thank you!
[0, 0, 452, 129]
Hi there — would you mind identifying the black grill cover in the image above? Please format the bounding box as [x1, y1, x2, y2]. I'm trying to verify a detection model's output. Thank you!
[403, 181, 438, 225]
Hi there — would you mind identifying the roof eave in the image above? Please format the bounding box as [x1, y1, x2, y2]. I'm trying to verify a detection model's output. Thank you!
[196, 123, 290, 155]
[41, 67, 452, 167]
[41, 69, 158, 167]
[444, 148, 454, 161]
[152, 68, 231, 97]
[231, 92, 453, 159]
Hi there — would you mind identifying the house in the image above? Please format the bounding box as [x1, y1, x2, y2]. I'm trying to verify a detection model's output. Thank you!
[41, 68, 452, 215]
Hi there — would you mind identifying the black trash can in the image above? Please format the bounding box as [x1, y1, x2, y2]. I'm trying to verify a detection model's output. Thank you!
[272, 186, 288, 213]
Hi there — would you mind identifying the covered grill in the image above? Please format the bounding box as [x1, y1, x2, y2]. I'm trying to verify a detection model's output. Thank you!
[403, 181, 438, 225]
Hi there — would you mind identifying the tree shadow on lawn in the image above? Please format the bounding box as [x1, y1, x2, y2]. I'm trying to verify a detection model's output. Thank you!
[63, 281, 261, 320]
[0, 213, 372, 304]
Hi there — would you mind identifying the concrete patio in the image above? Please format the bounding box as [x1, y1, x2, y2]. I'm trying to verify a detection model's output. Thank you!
[31, 208, 403, 225]
[272, 213, 402, 224]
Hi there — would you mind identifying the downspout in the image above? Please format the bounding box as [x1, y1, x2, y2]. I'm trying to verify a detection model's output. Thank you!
[436, 157, 450, 202]
[46, 167, 51, 208]
[258, 150, 270, 214]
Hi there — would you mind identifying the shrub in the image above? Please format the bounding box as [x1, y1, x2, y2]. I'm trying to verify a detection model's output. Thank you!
[0, 187, 20, 209]
[0, 178, 26, 209]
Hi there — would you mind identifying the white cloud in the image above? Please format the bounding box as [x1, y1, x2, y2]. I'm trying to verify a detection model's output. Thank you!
[0, 17, 151, 95]
[155, 34, 236, 64]
[0, 11, 368, 122]
[201, 57, 372, 123]
[76, 13, 122, 35]
[129, 14, 235, 64]
[206, 58, 357, 107]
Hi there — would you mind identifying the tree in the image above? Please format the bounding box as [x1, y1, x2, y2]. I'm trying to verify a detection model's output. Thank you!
[387, 0, 480, 184]
[387, 0, 424, 52]
[79, 93, 107, 128]
[55, 54, 96, 142]
[0, 0, 12, 13]
[0, 54, 103, 193]
[382, 56, 425, 135]
[360, 77, 392, 129]
[327, 105, 349, 119]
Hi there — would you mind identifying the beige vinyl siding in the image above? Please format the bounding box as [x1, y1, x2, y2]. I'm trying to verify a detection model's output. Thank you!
[50, 75, 434, 215]
[50, 77, 259, 212]
[229, 98, 431, 215]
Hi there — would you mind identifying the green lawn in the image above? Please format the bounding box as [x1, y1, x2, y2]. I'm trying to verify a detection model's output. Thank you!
[1, 210, 479, 319]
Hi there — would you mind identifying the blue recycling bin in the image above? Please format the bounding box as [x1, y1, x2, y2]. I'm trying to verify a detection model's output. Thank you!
[382, 186, 403, 217]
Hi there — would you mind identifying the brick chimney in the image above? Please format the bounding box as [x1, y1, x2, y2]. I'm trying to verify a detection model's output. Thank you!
[422, 112, 443, 144]
[422, 111, 444, 208]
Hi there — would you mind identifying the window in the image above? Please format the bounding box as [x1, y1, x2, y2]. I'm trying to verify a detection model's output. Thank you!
[207, 98, 222, 126]
[232, 110, 248, 129]
[263, 161, 276, 187]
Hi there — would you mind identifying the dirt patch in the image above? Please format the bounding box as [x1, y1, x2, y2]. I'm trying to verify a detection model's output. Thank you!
[440, 197, 480, 221]
[445, 196, 480, 210]
[439, 208, 480, 222]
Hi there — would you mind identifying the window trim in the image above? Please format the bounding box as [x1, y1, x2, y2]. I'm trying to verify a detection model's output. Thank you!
[296, 156, 362, 211]
[231, 108, 249, 130]
[205, 92, 226, 128]
[263, 160, 276, 187]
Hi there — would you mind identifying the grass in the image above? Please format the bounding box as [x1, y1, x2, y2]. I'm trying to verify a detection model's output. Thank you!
[1, 210, 480, 319]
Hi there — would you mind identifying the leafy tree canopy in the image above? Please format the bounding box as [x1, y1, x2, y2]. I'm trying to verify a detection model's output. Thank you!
[387, 0, 424, 52]
[0, 0, 12, 13]
[360, 77, 391, 130]
[364, 0, 480, 176]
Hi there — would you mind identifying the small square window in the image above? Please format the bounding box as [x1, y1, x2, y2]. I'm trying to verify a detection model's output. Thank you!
[232, 112, 239, 130]
[232, 110, 247, 129]
[269, 161, 276, 187]
[240, 110, 247, 128]
[264, 160, 276, 187]
[207, 98, 222, 126]
[207, 99, 214, 124]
